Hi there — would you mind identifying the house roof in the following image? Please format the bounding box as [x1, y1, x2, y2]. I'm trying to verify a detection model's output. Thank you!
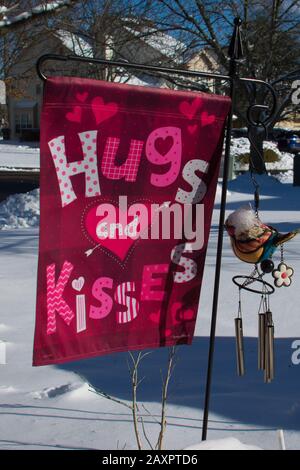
[51, 30, 157, 87]
[54, 30, 93, 57]
[52, 27, 174, 86]
[123, 24, 188, 64]
[0, 1, 76, 29]
[55, 22, 188, 64]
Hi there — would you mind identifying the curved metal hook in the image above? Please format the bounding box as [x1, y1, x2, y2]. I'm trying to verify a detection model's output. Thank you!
[36, 53, 233, 84]
[36, 54, 68, 81]
[239, 77, 278, 128]
[235, 77, 278, 180]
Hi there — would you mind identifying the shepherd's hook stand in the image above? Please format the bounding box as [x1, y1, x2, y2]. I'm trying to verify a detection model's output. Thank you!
[36, 17, 278, 442]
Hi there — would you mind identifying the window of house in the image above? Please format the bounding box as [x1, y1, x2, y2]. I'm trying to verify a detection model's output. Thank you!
[15, 110, 33, 132]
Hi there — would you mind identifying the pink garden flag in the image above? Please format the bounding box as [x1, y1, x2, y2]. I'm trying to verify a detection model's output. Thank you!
[33, 76, 231, 366]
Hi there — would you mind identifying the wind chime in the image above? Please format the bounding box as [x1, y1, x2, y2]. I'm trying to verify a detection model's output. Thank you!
[225, 182, 299, 383]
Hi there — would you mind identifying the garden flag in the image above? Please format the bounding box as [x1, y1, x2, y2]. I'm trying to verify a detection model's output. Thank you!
[33, 76, 231, 366]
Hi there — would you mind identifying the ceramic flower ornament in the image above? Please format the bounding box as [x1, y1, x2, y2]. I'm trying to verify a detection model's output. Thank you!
[272, 263, 294, 287]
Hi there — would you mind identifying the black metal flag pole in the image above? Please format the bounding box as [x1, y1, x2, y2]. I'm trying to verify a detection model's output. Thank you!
[201, 17, 242, 441]
[201, 18, 278, 440]
[36, 17, 278, 443]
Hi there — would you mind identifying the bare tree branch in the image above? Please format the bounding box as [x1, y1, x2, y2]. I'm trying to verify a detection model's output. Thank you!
[156, 346, 177, 450]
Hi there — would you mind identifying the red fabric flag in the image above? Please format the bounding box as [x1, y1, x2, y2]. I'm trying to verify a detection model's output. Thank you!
[33, 76, 231, 366]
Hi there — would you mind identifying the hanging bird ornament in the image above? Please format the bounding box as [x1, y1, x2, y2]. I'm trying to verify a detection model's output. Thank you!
[225, 204, 299, 275]
[225, 195, 299, 383]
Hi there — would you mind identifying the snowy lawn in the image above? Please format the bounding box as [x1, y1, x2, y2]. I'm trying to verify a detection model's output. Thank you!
[0, 138, 295, 174]
[0, 140, 39, 170]
[0, 174, 300, 450]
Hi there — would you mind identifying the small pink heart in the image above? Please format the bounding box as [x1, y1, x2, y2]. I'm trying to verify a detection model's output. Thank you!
[181, 309, 194, 321]
[170, 302, 194, 324]
[155, 136, 174, 155]
[149, 310, 160, 324]
[179, 97, 202, 120]
[201, 111, 215, 127]
[92, 96, 118, 125]
[76, 91, 88, 103]
[188, 124, 198, 134]
[66, 106, 82, 123]
[72, 276, 85, 292]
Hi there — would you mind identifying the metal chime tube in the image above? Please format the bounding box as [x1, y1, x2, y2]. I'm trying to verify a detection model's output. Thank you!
[258, 313, 266, 370]
[264, 311, 275, 383]
[267, 324, 275, 381]
[235, 317, 245, 376]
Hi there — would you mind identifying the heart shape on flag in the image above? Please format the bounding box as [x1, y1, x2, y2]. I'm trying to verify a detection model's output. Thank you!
[155, 135, 174, 155]
[188, 124, 198, 134]
[76, 91, 88, 103]
[180, 308, 194, 321]
[149, 310, 172, 337]
[66, 106, 82, 123]
[150, 302, 194, 325]
[72, 276, 85, 292]
[149, 309, 160, 324]
[171, 302, 195, 324]
[200, 111, 216, 127]
[92, 96, 119, 125]
[84, 201, 154, 262]
[179, 97, 202, 120]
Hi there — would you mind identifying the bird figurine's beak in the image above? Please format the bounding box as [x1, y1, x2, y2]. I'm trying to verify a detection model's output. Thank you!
[225, 224, 235, 237]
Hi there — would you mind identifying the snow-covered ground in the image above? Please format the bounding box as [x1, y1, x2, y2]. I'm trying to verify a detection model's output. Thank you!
[185, 437, 262, 450]
[0, 140, 39, 169]
[0, 137, 295, 174]
[0, 172, 300, 450]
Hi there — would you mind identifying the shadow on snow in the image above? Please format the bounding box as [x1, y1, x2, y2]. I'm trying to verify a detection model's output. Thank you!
[57, 336, 300, 431]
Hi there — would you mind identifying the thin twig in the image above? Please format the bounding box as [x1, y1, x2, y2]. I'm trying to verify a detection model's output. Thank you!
[156, 346, 177, 450]
[89, 387, 132, 410]
[139, 416, 154, 450]
[75, 372, 132, 410]
[129, 352, 143, 450]
[142, 404, 161, 425]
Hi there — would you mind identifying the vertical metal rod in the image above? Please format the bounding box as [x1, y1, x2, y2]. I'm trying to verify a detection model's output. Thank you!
[264, 311, 275, 383]
[258, 313, 266, 370]
[201, 81, 236, 439]
[201, 84, 235, 440]
[264, 323, 270, 383]
[201, 17, 241, 441]
[235, 318, 245, 376]
[267, 324, 275, 381]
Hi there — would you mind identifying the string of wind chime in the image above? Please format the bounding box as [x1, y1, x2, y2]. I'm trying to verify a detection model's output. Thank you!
[225, 176, 299, 383]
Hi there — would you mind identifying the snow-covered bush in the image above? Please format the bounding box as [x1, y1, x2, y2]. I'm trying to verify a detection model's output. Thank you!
[0, 189, 40, 229]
